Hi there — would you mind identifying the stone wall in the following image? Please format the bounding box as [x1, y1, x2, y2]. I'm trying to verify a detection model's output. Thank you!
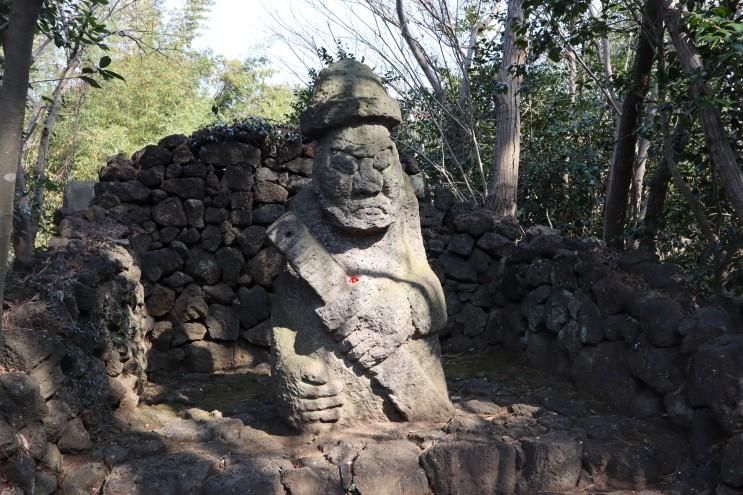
[44, 125, 743, 491]
[1, 216, 148, 494]
[419, 196, 742, 490]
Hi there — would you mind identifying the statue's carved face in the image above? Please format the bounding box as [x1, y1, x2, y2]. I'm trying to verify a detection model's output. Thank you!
[314, 125, 403, 233]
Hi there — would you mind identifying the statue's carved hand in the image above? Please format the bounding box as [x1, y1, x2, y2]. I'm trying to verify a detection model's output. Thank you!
[284, 357, 343, 428]
[332, 293, 413, 369]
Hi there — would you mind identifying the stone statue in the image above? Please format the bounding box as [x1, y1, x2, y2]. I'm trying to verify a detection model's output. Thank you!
[267, 60, 453, 431]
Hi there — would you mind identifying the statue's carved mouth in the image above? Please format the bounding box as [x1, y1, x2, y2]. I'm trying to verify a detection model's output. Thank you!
[348, 199, 389, 215]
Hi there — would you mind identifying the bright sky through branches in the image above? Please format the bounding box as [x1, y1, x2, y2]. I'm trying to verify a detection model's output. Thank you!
[166, 0, 353, 86]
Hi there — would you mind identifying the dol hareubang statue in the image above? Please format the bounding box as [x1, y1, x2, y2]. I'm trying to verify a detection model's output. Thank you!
[267, 60, 453, 431]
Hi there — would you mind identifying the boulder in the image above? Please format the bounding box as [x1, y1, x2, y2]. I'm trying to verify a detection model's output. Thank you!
[172, 322, 207, 345]
[0, 373, 48, 428]
[572, 342, 662, 419]
[0, 417, 18, 456]
[242, 320, 272, 347]
[238, 286, 271, 328]
[200, 142, 261, 167]
[352, 442, 429, 495]
[183, 199, 205, 228]
[184, 248, 221, 285]
[201, 224, 222, 252]
[104, 453, 212, 495]
[145, 285, 175, 317]
[137, 144, 172, 168]
[253, 181, 289, 204]
[627, 293, 683, 347]
[215, 247, 245, 285]
[206, 304, 240, 341]
[170, 285, 208, 322]
[152, 197, 187, 227]
[453, 209, 498, 236]
[94, 181, 150, 203]
[420, 439, 517, 495]
[230, 191, 253, 210]
[204, 207, 229, 224]
[525, 258, 553, 287]
[223, 166, 254, 191]
[605, 313, 642, 344]
[284, 157, 314, 176]
[62, 462, 108, 495]
[161, 178, 205, 199]
[476, 232, 513, 259]
[521, 432, 582, 492]
[447, 233, 475, 257]
[182, 160, 206, 177]
[172, 143, 195, 164]
[239, 225, 267, 257]
[158, 134, 187, 150]
[58, 417, 93, 453]
[627, 339, 685, 395]
[687, 335, 743, 433]
[721, 433, 743, 487]
[252, 204, 286, 224]
[203, 283, 235, 304]
[201, 457, 287, 495]
[578, 299, 605, 344]
[137, 165, 164, 187]
[437, 253, 477, 282]
[591, 275, 630, 315]
[247, 247, 284, 287]
[0, 327, 58, 371]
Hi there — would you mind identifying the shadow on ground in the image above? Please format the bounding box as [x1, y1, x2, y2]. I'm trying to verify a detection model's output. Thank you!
[71, 349, 698, 495]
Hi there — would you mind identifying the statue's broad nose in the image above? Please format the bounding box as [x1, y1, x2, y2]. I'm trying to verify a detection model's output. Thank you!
[353, 158, 383, 196]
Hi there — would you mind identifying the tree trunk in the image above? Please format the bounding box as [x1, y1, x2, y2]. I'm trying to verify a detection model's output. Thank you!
[485, 0, 526, 218]
[14, 54, 81, 256]
[665, 1, 743, 225]
[603, 0, 662, 247]
[0, 0, 44, 320]
[640, 116, 689, 250]
[629, 91, 657, 222]
[661, 116, 718, 245]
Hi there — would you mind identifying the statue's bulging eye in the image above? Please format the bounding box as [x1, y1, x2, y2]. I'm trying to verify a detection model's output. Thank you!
[330, 154, 356, 174]
[373, 150, 392, 171]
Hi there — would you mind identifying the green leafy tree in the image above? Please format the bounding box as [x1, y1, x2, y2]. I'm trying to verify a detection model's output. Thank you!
[210, 57, 295, 123]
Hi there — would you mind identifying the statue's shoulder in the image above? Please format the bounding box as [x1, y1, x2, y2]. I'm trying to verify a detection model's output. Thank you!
[291, 188, 325, 232]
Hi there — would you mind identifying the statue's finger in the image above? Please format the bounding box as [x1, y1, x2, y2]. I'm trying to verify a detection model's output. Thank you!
[347, 339, 376, 362]
[334, 316, 360, 339]
[339, 330, 370, 354]
[301, 407, 342, 423]
[297, 380, 343, 399]
[300, 360, 329, 385]
[297, 395, 344, 412]
[301, 370, 327, 385]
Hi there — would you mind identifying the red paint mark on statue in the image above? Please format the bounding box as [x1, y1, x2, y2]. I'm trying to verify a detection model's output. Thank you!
[349, 275, 360, 284]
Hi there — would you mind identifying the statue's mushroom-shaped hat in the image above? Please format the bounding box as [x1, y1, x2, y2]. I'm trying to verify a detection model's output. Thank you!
[300, 59, 402, 139]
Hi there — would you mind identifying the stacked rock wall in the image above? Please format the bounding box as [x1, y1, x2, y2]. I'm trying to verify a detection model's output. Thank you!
[1, 215, 149, 494]
[419, 196, 743, 490]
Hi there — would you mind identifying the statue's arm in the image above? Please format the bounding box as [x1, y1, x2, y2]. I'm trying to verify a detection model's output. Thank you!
[271, 273, 345, 431]
[408, 280, 447, 336]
